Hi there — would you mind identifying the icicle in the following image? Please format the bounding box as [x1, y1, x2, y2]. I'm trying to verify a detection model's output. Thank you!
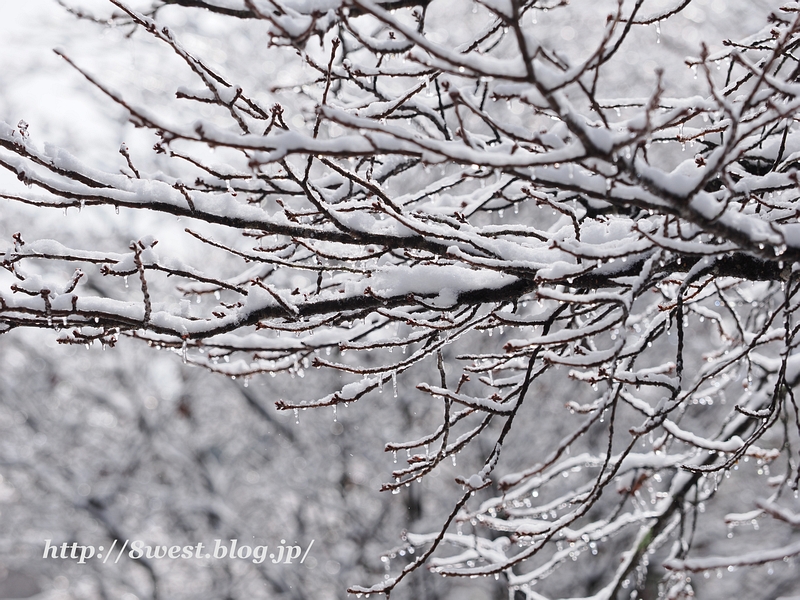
[294, 408, 300, 424]
[391, 371, 398, 397]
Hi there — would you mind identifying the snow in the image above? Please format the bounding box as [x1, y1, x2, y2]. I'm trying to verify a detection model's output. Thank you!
[665, 539, 800, 572]
[2, 0, 800, 598]
[662, 419, 778, 459]
[467, 473, 485, 488]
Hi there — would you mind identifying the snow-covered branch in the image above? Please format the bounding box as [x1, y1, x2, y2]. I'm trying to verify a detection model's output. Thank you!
[3, 0, 800, 597]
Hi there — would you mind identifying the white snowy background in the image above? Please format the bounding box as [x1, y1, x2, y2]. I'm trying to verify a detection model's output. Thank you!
[0, 1, 799, 599]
